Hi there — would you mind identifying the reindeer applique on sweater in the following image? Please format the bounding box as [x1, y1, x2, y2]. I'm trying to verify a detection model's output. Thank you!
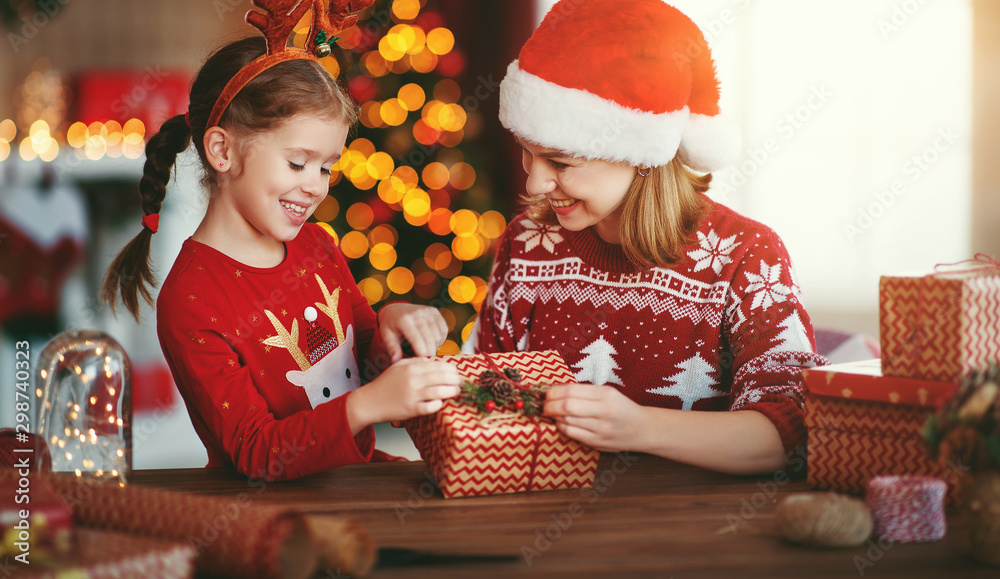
[264, 274, 360, 408]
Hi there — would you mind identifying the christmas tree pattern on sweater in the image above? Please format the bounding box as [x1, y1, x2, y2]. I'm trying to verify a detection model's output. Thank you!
[470, 197, 828, 451]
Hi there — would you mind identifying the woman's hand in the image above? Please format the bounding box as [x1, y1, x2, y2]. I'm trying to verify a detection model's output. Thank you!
[543, 384, 650, 452]
[377, 303, 449, 362]
[346, 358, 462, 433]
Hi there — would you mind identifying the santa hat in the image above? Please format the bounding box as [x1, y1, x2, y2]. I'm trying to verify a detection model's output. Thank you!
[499, 0, 740, 171]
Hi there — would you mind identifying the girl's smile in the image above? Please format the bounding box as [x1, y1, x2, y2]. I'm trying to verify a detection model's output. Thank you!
[194, 113, 349, 267]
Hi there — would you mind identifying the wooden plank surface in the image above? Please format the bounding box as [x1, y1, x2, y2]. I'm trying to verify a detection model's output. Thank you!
[129, 454, 997, 578]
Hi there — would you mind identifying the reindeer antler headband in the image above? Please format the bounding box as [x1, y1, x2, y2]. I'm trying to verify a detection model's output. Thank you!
[207, 0, 375, 128]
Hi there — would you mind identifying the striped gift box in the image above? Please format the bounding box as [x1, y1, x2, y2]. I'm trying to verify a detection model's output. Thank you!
[803, 359, 963, 506]
[404, 351, 599, 498]
[879, 265, 1000, 382]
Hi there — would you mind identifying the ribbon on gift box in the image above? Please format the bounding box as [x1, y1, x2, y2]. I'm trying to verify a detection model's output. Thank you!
[472, 355, 546, 493]
[932, 253, 1000, 276]
[405, 350, 598, 498]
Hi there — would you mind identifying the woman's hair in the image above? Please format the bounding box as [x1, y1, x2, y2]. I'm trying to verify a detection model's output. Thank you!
[519, 157, 711, 269]
[101, 36, 357, 320]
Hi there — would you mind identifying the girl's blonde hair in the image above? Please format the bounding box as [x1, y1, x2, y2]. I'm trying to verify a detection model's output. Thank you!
[520, 157, 711, 269]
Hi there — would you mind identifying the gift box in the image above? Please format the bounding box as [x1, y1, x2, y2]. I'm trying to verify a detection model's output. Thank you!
[803, 359, 963, 505]
[879, 264, 1000, 382]
[404, 351, 600, 498]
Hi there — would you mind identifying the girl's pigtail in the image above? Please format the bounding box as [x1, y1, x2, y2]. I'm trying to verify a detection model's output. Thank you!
[100, 114, 191, 320]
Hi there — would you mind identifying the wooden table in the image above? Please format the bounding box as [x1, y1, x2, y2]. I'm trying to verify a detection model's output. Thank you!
[131, 455, 996, 578]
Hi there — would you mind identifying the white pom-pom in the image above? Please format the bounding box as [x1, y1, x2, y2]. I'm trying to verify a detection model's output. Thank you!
[678, 112, 742, 172]
[303, 307, 318, 323]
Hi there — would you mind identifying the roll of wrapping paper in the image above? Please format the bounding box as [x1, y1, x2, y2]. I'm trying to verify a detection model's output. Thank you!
[866, 475, 947, 543]
[12, 471, 374, 578]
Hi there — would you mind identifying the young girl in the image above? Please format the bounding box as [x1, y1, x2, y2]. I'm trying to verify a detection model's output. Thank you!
[465, 0, 828, 474]
[102, 29, 460, 480]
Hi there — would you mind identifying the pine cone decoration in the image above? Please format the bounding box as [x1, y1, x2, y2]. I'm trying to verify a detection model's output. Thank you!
[489, 379, 519, 407]
[478, 370, 503, 388]
[503, 367, 523, 383]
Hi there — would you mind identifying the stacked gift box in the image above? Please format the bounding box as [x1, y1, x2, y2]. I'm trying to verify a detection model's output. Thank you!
[804, 262, 1000, 505]
[404, 351, 600, 498]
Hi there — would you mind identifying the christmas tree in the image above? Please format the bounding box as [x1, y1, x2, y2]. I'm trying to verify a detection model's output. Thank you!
[314, 0, 504, 354]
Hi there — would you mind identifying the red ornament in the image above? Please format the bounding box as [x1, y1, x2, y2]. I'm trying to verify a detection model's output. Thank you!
[515, 400, 524, 410]
[484, 400, 496, 412]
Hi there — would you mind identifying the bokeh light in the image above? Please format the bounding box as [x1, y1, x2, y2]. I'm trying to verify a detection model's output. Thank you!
[346, 202, 375, 230]
[409, 48, 439, 73]
[402, 188, 431, 224]
[340, 231, 370, 259]
[452, 234, 486, 261]
[0, 119, 16, 142]
[358, 275, 389, 305]
[424, 243, 452, 271]
[478, 211, 507, 239]
[397, 83, 426, 111]
[449, 209, 479, 238]
[378, 175, 408, 204]
[379, 35, 406, 62]
[392, 0, 421, 21]
[421, 162, 450, 189]
[387, 267, 415, 294]
[367, 151, 395, 180]
[369, 243, 398, 271]
[449, 162, 476, 189]
[427, 208, 453, 236]
[314, 196, 340, 222]
[461, 318, 477, 342]
[448, 276, 477, 303]
[426, 28, 455, 55]
[368, 223, 398, 246]
[380, 98, 408, 126]
[438, 340, 460, 355]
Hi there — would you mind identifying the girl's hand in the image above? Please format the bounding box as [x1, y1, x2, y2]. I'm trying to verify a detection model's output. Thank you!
[347, 358, 461, 431]
[377, 303, 449, 362]
[543, 384, 650, 453]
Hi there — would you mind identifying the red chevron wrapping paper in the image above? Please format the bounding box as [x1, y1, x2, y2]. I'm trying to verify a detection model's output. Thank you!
[13, 528, 196, 579]
[3, 471, 317, 579]
[803, 360, 962, 506]
[404, 351, 599, 498]
[879, 267, 1000, 381]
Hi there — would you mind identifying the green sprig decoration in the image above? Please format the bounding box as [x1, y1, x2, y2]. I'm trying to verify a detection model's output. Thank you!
[459, 368, 548, 416]
[314, 30, 340, 47]
[924, 364, 1000, 473]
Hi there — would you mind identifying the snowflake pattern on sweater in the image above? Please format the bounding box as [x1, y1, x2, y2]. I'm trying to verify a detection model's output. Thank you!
[470, 198, 828, 452]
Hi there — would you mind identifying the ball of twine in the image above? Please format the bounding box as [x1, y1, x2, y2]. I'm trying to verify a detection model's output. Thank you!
[777, 492, 874, 548]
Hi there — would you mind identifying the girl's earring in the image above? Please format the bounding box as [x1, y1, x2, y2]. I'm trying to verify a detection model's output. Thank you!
[218, 161, 225, 169]
[637, 165, 651, 177]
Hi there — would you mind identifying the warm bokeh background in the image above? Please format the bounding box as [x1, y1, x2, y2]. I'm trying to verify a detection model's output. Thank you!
[1, 0, 997, 467]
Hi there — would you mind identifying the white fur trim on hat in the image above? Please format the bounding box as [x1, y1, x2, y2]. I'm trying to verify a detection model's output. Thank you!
[499, 60, 689, 168]
[678, 113, 742, 172]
